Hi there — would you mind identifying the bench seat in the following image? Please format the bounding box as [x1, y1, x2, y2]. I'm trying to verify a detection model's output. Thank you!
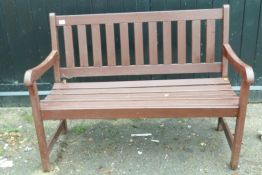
[40, 78, 239, 119]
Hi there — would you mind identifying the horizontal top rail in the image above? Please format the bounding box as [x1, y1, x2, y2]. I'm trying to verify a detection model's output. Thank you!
[55, 8, 223, 26]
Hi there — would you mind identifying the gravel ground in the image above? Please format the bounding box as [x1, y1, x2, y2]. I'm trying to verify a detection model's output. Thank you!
[0, 104, 261, 175]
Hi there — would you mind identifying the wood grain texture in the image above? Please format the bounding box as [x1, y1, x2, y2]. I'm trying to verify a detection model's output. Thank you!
[105, 23, 116, 66]
[163, 21, 172, 64]
[192, 20, 201, 63]
[56, 9, 223, 26]
[59, 63, 222, 78]
[77, 25, 88, 67]
[91, 24, 102, 66]
[134, 22, 144, 65]
[177, 20, 186, 63]
[222, 4, 230, 77]
[120, 23, 130, 65]
[63, 26, 75, 67]
[206, 20, 216, 63]
[148, 22, 158, 64]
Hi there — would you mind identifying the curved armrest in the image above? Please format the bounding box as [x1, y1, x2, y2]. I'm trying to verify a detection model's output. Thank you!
[223, 44, 254, 85]
[24, 50, 58, 87]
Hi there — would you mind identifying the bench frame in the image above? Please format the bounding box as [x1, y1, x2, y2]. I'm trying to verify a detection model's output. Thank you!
[24, 5, 254, 172]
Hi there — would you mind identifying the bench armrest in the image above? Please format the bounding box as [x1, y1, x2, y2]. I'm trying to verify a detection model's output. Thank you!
[24, 50, 58, 87]
[223, 44, 254, 85]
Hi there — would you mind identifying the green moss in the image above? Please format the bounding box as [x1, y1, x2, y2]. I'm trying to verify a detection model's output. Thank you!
[72, 124, 87, 135]
[21, 112, 33, 123]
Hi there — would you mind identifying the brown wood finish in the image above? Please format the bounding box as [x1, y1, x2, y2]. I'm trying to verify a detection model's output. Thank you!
[134, 22, 144, 65]
[163, 21, 172, 64]
[120, 23, 130, 65]
[59, 63, 221, 78]
[222, 5, 230, 77]
[148, 22, 158, 65]
[192, 20, 201, 63]
[177, 20, 186, 64]
[105, 23, 116, 66]
[63, 26, 75, 67]
[25, 6, 254, 172]
[206, 20, 216, 63]
[56, 9, 223, 26]
[77, 25, 88, 67]
[49, 13, 61, 82]
[91, 24, 102, 66]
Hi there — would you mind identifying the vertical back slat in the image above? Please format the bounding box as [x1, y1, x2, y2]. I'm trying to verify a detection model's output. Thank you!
[49, 13, 60, 82]
[77, 25, 88, 67]
[91, 24, 102, 66]
[134, 22, 144, 65]
[148, 22, 158, 65]
[177, 21, 186, 64]
[105, 23, 116, 66]
[206, 20, 216, 63]
[120, 23, 130, 66]
[163, 21, 172, 64]
[222, 5, 230, 77]
[63, 25, 75, 67]
[192, 20, 201, 63]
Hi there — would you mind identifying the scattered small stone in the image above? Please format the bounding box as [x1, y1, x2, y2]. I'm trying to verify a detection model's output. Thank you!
[3, 144, 8, 150]
[129, 139, 133, 143]
[131, 133, 152, 137]
[137, 151, 142, 155]
[200, 142, 207, 147]
[24, 146, 33, 152]
[0, 158, 13, 168]
[164, 154, 168, 160]
[187, 125, 192, 129]
[151, 139, 160, 143]
[88, 138, 93, 142]
[160, 124, 165, 128]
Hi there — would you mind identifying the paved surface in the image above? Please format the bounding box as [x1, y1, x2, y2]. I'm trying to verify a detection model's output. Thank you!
[0, 104, 261, 175]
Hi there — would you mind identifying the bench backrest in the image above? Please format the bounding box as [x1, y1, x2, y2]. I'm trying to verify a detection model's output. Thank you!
[49, 5, 229, 79]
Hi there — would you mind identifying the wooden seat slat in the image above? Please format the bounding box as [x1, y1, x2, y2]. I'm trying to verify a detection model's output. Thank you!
[53, 78, 229, 89]
[41, 99, 238, 109]
[45, 91, 237, 100]
[49, 84, 232, 95]
[41, 108, 238, 120]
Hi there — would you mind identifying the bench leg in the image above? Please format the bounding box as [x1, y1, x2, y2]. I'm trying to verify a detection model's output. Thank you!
[230, 82, 249, 170]
[33, 116, 50, 171]
[29, 84, 50, 171]
[230, 113, 246, 170]
[216, 117, 223, 131]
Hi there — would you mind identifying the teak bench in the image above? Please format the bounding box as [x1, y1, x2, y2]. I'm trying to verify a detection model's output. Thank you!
[24, 5, 254, 171]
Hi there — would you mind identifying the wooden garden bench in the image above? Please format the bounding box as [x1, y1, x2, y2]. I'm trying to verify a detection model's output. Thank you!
[24, 5, 254, 171]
